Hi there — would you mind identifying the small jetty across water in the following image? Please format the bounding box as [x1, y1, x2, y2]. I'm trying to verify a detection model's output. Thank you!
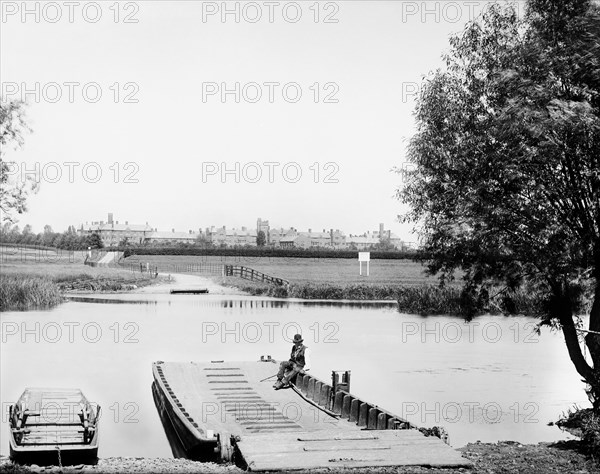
[169, 289, 209, 294]
[152, 360, 471, 471]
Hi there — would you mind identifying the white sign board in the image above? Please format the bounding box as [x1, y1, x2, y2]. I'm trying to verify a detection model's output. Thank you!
[358, 252, 370, 276]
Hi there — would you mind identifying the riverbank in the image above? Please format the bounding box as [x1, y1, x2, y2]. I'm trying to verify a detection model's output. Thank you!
[0, 256, 167, 311]
[1, 440, 598, 473]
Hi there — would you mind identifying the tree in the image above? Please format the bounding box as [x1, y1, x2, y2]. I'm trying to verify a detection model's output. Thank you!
[0, 98, 36, 223]
[87, 232, 104, 249]
[398, 0, 600, 410]
[256, 230, 266, 247]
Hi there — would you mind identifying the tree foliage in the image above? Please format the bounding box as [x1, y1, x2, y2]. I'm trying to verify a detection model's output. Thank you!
[256, 230, 266, 247]
[399, 0, 600, 410]
[0, 98, 37, 223]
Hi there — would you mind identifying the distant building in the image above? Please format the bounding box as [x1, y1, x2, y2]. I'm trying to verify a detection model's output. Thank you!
[346, 232, 381, 250]
[78, 214, 153, 246]
[144, 229, 198, 245]
[268, 227, 296, 247]
[274, 228, 346, 249]
[352, 223, 406, 250]
[257, 218, 270, 244]
[206, 226, 257, 247]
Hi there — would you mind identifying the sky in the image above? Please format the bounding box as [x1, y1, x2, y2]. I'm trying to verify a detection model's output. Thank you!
[0, 0, 527, 242]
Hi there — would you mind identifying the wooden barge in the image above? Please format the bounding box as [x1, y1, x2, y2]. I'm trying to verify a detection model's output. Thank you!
[151, 359, 471, 471]
[8, 388, 100, 466]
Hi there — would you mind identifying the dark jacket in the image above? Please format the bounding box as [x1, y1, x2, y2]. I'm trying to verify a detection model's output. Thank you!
[290, 344, 307, 367]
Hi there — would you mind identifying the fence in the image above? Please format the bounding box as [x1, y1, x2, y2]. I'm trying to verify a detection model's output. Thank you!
[224, 265, 289, 286]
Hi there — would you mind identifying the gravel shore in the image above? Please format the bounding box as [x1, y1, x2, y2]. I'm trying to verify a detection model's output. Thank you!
[2, 441, 599, 474]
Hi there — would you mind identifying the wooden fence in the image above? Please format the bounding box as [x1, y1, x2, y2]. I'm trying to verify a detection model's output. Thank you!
[224, 265, 289, 286]
[120, 262, 288, 286]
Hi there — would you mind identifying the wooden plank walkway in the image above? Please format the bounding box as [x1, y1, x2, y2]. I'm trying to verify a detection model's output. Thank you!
[238, 430, 471, 471]
[156, 361, 471, 471]
[156, 361, 354, 437]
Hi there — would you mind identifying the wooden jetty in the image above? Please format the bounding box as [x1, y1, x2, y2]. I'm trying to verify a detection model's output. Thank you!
[8, 388, 100, 466]
[169, 289, 209, 294]
[152, 359, 471, 471]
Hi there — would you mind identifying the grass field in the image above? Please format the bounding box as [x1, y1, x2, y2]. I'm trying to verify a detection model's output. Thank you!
[0, 247, 158, 310]
[121, 254, 460, 287]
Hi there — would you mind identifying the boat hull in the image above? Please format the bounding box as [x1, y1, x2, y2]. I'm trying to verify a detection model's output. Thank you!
[151, 367, 217, 461]
[8, 388, 99, 466]
[9, 442, 98, 466]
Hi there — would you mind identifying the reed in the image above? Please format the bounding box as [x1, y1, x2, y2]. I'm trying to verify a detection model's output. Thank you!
[225, 278, 544, 316]
[0, 274, 63, 311]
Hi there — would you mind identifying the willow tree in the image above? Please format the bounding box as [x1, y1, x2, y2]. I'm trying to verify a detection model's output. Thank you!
[399, 0, 600, 410]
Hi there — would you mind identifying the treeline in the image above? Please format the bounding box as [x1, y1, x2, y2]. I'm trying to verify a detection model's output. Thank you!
[122, 246, 418, 259]
[0, 224, 103, 250]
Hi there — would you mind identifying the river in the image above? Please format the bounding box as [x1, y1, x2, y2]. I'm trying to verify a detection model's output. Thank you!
[0, 287, 590, 458]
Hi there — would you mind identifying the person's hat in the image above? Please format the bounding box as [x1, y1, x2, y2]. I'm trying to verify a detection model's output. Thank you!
[293, 334, 303, 343]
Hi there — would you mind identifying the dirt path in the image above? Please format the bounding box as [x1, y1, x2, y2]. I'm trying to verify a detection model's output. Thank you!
[136, 272, 247, 296]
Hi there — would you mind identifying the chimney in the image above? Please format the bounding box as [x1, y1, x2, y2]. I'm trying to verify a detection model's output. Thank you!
[379, 223, 384, 236]
[308, 228, 312, 233]
[108, 213, 113, 224]
[172, 228, 175, 233]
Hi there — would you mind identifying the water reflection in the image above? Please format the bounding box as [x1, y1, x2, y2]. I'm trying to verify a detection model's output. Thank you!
[1, 295, 590, 458]
[64, 295, 397, 310]
[151, 382, 187, 459]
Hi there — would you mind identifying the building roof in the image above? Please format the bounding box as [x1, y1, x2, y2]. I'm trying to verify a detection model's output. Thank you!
[346, 236, 380, 245]
[280, 236, 298, 243]
[146, 231, 197, 240]
[83, 223, 153, 232]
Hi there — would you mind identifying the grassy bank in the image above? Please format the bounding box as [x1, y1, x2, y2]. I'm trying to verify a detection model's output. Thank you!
[0, 274, 63, 311]
[224, 276, 543, 315]
[123, 255, 451, 287]
[1, 251, 161, 311]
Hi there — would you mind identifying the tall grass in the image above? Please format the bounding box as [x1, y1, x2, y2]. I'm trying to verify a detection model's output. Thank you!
[0, 275, 63, 311]
[557, 407, 600, 458]
[225, 277, 544, 316]
[396, 286, 463, 314]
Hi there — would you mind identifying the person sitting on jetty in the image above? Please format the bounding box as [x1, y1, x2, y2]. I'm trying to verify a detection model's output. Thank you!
[273, 334, 311, 390]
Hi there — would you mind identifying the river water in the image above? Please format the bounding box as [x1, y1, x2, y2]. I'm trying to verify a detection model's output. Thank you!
[0, 290, 591, 458]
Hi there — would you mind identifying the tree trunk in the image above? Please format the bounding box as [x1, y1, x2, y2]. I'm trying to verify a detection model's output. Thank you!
[584, 252, 600, 412]
[558, 291, 599, 412]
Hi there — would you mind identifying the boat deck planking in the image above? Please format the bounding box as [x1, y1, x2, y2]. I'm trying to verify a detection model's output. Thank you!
[156, 361, 354, 437]
[155, 361, 472, 470]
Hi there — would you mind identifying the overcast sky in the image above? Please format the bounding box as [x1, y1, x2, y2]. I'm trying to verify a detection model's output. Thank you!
[1, 0, 525, 241]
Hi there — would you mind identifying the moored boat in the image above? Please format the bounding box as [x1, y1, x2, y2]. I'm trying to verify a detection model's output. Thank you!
[8, 388, 100, 466]
[151, 359, 471, 470]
